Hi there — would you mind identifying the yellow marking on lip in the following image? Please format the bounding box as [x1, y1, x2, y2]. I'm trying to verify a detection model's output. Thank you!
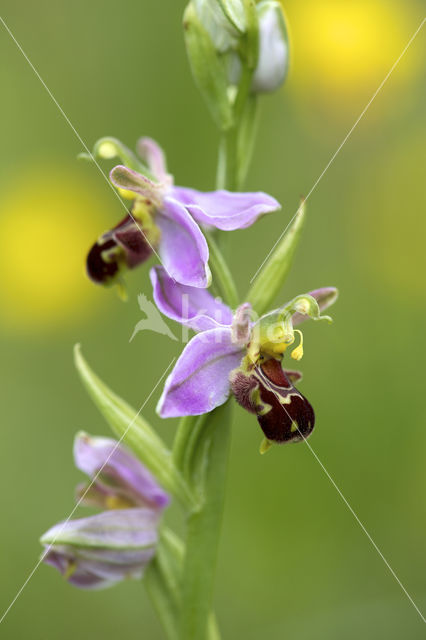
[291, 330, 304, 361]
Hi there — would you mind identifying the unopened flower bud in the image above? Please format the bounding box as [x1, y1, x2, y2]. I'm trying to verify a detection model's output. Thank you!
[74, 433, 170, 511]
[183, 1, 235, 130]
[41, 509, 159, 590]
[193, 0, 245, 52]
[251, 1, 289, 93]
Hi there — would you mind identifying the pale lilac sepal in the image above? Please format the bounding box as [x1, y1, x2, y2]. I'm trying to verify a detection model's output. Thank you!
[173, 187, 280, 230]
[73, 433, 170, 510]
[41, 509, 159, 590]
[156, 197, 210, 288]
[157, 328, 243, 417]
[150, 266, 232, 332]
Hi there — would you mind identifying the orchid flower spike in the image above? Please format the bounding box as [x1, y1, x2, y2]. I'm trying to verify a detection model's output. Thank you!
[86, 136, 280, 292]
[40, 433, 169, 589]
[152, 266, 338, 449]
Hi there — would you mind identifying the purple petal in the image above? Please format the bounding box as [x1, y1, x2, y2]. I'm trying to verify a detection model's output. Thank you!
[41, 509, 158, 590]
[150, 265, 232, 332]
[157, 328, 243, 417]
[157, 197, 210, 288]
[41, 508, 159, 550]
[292, 287, 338, 326]
[74, 433, 170, 510]
[110, 165, 164, 200]
[43, 548, 115, 589]
[173, 187, 280, 231]
[136, 137, 170, 183]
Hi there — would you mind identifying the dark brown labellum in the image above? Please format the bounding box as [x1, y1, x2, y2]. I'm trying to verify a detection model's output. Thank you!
[230, 358, 315, 444]
[87, 214, 153, 285]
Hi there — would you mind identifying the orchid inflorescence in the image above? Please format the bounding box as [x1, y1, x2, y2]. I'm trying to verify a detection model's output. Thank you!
[41, 3, 338, 639]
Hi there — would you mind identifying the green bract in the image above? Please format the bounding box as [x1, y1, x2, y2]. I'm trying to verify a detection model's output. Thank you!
[246, 199, 306, 315]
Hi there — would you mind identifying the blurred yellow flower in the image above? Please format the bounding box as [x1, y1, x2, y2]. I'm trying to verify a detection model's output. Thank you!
[286, 0, 419, 107]
[0, 164, 113, 331]
[353, 135, 425, 300]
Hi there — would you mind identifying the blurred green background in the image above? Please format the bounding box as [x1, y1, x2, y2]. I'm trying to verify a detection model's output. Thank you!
[0, 0, 425, 638]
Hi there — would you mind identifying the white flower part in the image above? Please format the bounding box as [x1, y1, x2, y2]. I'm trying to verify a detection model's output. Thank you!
[252, 1, 289, 93]
[193, 0, 244, 52]
[231, 303, 252, 346]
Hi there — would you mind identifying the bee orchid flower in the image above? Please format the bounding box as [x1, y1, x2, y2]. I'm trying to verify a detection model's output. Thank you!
[152, 266, 337, 447]
[86, 137, 280, 290]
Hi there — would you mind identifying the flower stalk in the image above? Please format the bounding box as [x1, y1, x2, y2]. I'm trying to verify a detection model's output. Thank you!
[178, 401, 232, 640]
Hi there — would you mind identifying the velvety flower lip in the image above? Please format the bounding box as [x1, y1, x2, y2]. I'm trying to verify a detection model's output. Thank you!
[86, 213, 153, 285]
[231, 359, 315, 443]
[41, 509, 159, 590]
[74, 432, 170, 510]
[87, 136, 281, 290]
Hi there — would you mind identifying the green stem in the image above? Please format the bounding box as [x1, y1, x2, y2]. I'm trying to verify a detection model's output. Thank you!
[172, 415, 199, 471]
[179, 402, 232, 640]
[146, 527, 221, 640]
[216, 125, 240, 191]
[173, 414, 209, 484]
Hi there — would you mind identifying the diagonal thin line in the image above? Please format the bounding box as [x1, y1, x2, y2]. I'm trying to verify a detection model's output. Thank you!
[0, 357, 176, 626]
[259, 368, 426, 624]
[250, 17, 426, 285]
[0, 14, 169, 273]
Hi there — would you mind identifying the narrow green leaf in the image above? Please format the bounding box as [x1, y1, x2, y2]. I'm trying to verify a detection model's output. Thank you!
[245, 199, 306, 315]
[73, 345, 195, 510]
